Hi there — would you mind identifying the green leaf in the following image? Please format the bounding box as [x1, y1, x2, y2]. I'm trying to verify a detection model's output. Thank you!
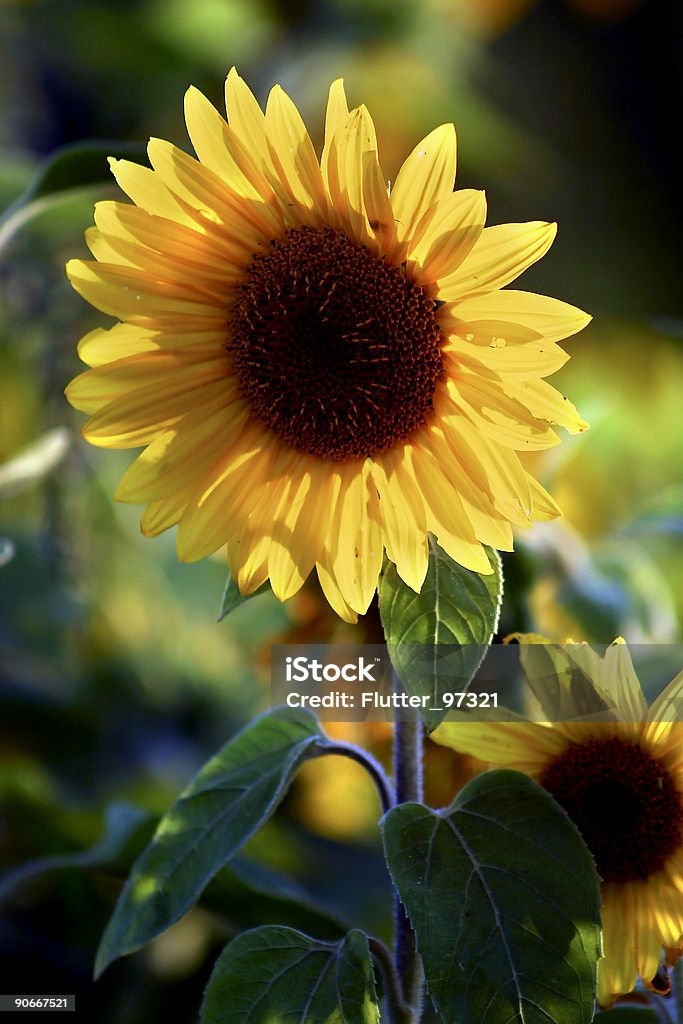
[0, 140, 147, 254]
[217, 574, 271, 621]
[0, 803, 154, 906]
[96, 707, 327, 977]
[200, 926, 379, 1024]
[593, 1011, 659, 1023]
[379, 537, 503, 730]
[382, 770, 601, 1024]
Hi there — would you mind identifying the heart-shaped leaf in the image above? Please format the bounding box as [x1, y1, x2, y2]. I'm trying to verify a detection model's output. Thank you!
[200, 926, 379, 1024]
[379, 537, 503, 730]
[383, 770, 601, 1024]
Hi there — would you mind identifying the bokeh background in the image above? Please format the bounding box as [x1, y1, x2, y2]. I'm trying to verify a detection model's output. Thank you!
[1, 0, 682, 1019]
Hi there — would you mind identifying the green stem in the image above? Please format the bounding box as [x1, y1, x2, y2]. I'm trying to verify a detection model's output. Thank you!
[392, 693, 424, 1020]
[674, 957, 683, 1022]
[313, 739, 395, 814]
[369, 937, 413, 1024]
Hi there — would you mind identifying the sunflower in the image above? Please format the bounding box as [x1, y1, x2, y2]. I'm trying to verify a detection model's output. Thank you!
[65, 69, 589, 621]
[432, 637, 683, 1006]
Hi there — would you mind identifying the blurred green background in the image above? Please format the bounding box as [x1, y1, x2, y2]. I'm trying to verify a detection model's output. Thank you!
[1, 0, 682, 1019]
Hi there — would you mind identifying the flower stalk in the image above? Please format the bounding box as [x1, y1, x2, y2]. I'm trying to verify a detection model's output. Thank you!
[313, 739, 395, 814]
[392, 690, 424, 1019]
[368, 937, 414, 1024]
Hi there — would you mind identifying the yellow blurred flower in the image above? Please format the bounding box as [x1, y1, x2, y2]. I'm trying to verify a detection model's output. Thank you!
[432, 637, 683, 1006]
[66, 69, 588, 621]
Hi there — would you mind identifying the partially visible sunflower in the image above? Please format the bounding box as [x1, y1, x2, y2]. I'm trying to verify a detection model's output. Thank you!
[65, 69, 589, 621]
[432, 637, 683, 1006]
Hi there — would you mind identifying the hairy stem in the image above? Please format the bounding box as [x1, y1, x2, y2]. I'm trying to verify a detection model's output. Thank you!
[393, 696, 424, 1019]
[369, 937, 414, 1024]
[313, 739, 395, 815]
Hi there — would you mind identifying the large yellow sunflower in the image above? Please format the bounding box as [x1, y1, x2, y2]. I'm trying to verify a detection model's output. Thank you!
[432, 638, 683, 1006]
[65, 69, 589, 621]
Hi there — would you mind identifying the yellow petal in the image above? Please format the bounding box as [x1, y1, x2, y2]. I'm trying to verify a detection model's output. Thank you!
[85, 225, 233, 296]
[108, 158, 196, 226]
[450, 338, 569, 382]
[228, 522, 271, 595]
[408, 445, 492, 574]
[648, 668, 683, 725]
[333, 103, 395, 252]
[633, 883, 665, 989]
[77, 323, 225, 368]
[361, 146, 396, 252]
[438, 221, 557, 301]
[502, 378, 589, 434]
[321, 78, 349, 198]
[140, 492, 188, 536]
[80, 376, 228, 448]
[238, 455, 302, 594]
[265, 84, 329, 221]
[267, 458, 340, 601]
[525, 475, 562, 521]
[446, 366, 561, 451]
[417, 428, 515, 550]
[77, 323, 159, 367]
[177, 425, 277, 561]
[408, 189, 486, 283]
[224, 67, 273, 180]
[390, 124, 457, 245]
[66, 350, 229, 414]
[436, 391, 533, 523]
[328, 459, 383, 614]
[316, 554, 358, 624]
[431, 720, 566, 770]
[85, 226, 129, 266]
[447, 289, 592, 344]
[184, 85, 269, 200]
[66, 259, 222, 320]
[442, 318, 570, 382]
[660, 886, 683, 943]
[115, 402, 248, 503]
[332, 105, 391, 249]
[94, 200, 245, 270]
[598, 885, 639, 1007]
[370, 448, 429, 592]
[599, 638, 648, 723]
[147, 138, 283, 244]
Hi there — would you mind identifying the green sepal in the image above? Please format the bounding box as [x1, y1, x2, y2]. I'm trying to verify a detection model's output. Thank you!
[218, 574, 271, 621]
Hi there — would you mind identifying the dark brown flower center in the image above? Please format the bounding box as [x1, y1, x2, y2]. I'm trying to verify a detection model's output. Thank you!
[228, 226, 443, 460]
[540, 736, 683, 883]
